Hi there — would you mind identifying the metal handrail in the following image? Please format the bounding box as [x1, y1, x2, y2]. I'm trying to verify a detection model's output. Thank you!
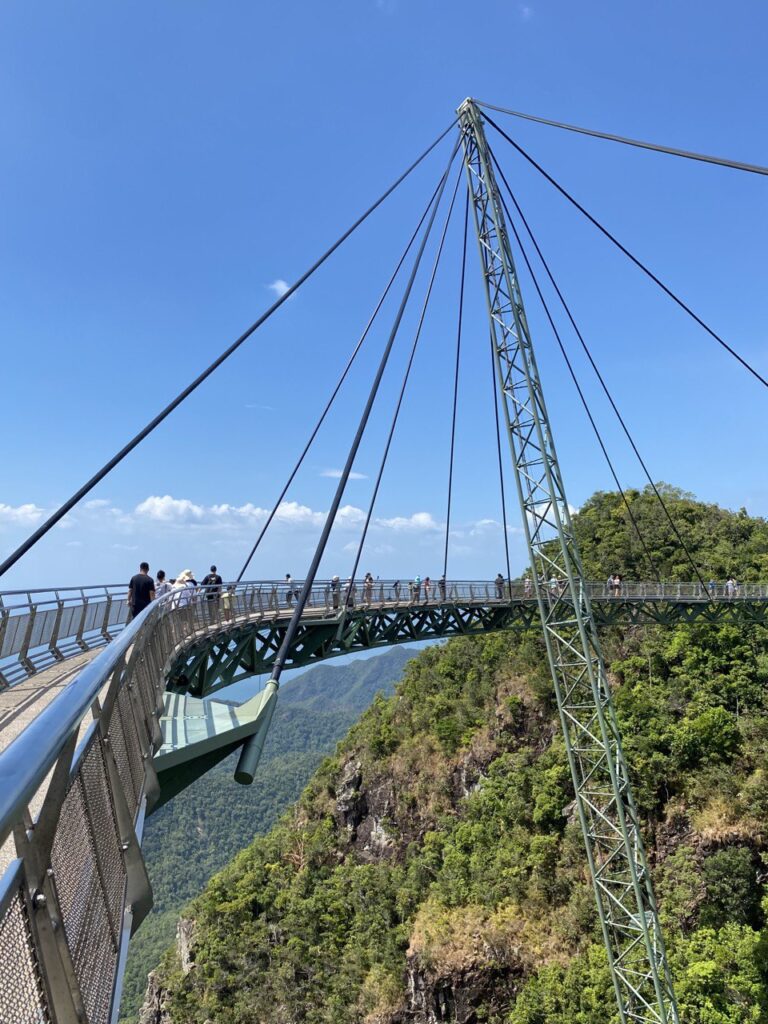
[0, 598, 159, 847]
[4, 577, 768, 689]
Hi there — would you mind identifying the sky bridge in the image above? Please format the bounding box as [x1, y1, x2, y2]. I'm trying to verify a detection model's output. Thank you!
[1, 96, 768, 1024]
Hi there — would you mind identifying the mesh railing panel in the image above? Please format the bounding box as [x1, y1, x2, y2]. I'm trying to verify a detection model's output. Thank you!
[28, 608, 57, 650]
[51, 747, 120, 1024]
[133, 654, 157, 726]
[108, 598, 128, 627]
[57, 605, 82, 639]
[108, 701, 139, 821]
[0, 613, 27, 658]
[79, 739, 126, 946]
[83, 601, 104, 634]
[0, 887, 50, 1023]
[113, 687, 145, 815]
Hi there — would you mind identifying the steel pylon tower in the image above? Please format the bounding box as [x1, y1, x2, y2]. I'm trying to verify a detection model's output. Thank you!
[458, 99, 679, 1024]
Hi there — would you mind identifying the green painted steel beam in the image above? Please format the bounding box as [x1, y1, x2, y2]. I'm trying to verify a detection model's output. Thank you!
[163, 598, 768, 699]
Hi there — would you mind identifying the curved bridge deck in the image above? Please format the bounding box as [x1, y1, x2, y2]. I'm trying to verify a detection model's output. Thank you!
[163, 579, 768, 698]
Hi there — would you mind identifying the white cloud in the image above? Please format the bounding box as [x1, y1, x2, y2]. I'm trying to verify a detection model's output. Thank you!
[520, 4, 533, 19]
[130, 494, 451, 539]
[65, 540, 83, 547]
[135, 495, 206, 523]
[376, 511, 440, 532]
[337, 505, 367, 527]
[0, 502, 46, 525]
[84, 498, 111, 509]
[321, 469, 368, 480]
[273, 501, 325, 527]
[468, 517, 524, 538]
[267, 279, 291, 299]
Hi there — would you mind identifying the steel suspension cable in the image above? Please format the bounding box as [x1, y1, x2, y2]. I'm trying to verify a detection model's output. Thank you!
[484, 113, 768, 394]
[487, 153, 661, 579]
[476, 100, 768, 177]
[443, 192, 469, 579]
[489, 147, 707, 588]
[236, 175, 447, 582]
[0, 119, 458, 580]
[342, 166, 463, 626]
[264, 137, 461, 688]
[489, 331, 512, 586]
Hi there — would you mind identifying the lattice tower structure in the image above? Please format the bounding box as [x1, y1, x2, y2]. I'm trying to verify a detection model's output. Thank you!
[458, 98, 679, 1024]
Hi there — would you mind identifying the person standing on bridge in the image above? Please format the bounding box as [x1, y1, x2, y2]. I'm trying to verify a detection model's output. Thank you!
[201, 565, 223, 621]
[412, 575, 422, 602]
[438, 575, 446, 601]
[495, 573, 505, 600]
[127, 562, 155, 620]
[726, 575, 738, 598]
[172, 569, 196, 608]
[202, 565, 223, 601]
[155, 570, 171, 599]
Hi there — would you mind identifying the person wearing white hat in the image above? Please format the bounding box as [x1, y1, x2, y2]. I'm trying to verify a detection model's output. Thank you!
[172, 569, 196, 608]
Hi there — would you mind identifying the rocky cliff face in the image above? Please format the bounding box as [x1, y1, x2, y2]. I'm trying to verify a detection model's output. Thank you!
[139, 919, 194, 1024]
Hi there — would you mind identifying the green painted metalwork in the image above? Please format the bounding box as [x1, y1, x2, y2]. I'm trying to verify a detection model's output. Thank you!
[163, 590, 768, 699]
[153, 687, 277, 810]
[458, 99, 680, 1024]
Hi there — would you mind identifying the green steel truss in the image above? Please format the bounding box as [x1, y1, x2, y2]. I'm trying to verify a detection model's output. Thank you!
[458, 100, 679, 1024]
[164, 595, 768, 700]
[166, 601, 536, 698]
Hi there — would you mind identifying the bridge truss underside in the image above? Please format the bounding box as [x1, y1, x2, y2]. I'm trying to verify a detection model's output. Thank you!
[166, 595, 768, 700]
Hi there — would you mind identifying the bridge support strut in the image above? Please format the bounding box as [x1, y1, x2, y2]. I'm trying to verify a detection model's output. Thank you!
[458, 98, 679, 1024]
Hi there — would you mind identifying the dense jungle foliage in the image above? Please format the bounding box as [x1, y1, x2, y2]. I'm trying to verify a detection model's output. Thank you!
[147, 487, 768, 1023]
[120, 646, 413, 1022]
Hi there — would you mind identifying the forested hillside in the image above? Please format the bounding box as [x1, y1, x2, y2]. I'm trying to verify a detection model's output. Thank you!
[120, 646, 414, 1022]
[142, 487, 768, 1023]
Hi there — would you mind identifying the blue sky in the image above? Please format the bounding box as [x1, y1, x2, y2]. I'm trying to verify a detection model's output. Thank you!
[1, 1, 767, 589]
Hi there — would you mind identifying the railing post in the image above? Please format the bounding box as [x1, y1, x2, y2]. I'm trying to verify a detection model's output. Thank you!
[19, 596, 37, 675]
[75, 591, 89, 652]
[0, 599, 10, 688]
[48, 594, 65, 663]
[101, 592, 114, 642]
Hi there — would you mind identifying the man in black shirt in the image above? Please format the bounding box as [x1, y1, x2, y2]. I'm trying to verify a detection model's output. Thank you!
[127, 562, 155, 620]
[201, 565, 223, 600]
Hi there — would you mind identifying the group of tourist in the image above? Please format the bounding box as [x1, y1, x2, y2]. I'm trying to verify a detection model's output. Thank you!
[126, 562, 223, 619]
[128, 561, 749, 623]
